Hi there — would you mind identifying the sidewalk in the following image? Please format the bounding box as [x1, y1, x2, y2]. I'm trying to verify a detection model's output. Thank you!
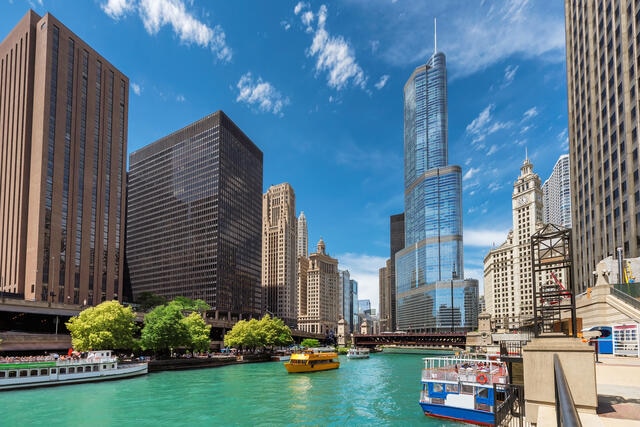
[595, 354, 640, 426]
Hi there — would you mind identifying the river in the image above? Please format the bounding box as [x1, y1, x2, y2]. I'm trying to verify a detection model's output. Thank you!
[1, 353, 460, 426]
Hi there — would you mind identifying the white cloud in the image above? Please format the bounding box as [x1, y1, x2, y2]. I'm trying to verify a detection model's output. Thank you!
[374, 75, 389, 90]
[280, 20, 291, 31]
[101, 0, 135, 19]
[337, 252, 388, 312]
[464, 228, 510, 248]
[101, 0, 232, 61]
[523, 107, 538, 120]
[130, 82, 142, 95]
[176, 94, 186, 102]
[236, 72, 290, 116]
[502, 65, 518, 86]
[466, 104, 511, 144]
[295, 3, 366, 90]
[463, 167, 479, 181]
[487, 144, 499, 155]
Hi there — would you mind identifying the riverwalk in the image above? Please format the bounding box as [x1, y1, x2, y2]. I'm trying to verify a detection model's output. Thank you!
[535, 354, 640, 426]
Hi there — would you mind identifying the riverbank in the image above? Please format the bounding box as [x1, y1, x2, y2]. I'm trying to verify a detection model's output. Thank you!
[147, 353, 272, 372]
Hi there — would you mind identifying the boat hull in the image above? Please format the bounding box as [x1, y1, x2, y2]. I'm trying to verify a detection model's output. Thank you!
[283, 349, 340, 373]
[0, 363, 148, 391]
[420, 402, 495, 426]
[283, 361, 339, 373]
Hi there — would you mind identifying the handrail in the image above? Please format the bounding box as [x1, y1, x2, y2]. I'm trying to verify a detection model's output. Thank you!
[610, 285, 640, 311]
[553, 354, 581, 426]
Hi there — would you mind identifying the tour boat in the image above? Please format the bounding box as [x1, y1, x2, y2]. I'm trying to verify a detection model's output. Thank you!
[419, 355, 510, 426]
[346, 347, 370, 359]
[0, 350, 148, 391]
[283, 348, 340, 373]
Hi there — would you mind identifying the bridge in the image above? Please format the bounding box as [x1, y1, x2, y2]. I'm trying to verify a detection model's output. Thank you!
[352, 332, 467, 349]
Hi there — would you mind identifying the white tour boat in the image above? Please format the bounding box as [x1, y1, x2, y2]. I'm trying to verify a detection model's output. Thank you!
[0, 350, 148, 391]
[346, 347, 370, 359]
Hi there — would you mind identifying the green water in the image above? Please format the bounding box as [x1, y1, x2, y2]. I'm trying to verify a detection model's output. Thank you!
[1, 353, 460, 426]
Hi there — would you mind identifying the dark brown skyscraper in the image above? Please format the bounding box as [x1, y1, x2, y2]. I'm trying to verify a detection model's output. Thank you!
[127, 111, 263, 321]
[0, 11, 128, 305]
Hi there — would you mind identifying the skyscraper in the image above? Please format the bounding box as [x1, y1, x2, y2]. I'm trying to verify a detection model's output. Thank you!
[395, 45, 467, 331]
[484, 158, 543, 330]
[127, 111, 263, 320]
[297, 238, 339, 335]
[542, 154, 572, 228]
[297, 211, 308, 258]
[262, 183, 298, 328]
[565, 1, 640, 290]
[0, 11, 128, 305]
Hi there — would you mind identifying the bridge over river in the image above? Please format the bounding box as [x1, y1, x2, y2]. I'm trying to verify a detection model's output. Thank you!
[352, 332, 467, 350]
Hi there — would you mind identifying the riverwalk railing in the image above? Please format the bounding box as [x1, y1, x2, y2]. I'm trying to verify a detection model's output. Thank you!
[494, 383, 526, 426]
[553, 354, 582, 427]
[611, 284, 640, 311]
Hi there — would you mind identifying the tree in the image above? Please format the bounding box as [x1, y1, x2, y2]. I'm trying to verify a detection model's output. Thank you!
[172, 296, 210, 313]
[135, 291, 167, 311]
[223, 315, 293, 352]
[182, 311, 211, 353]
[66, 301, 138, 351]
[140, 301, 190, 355]
[300, 338, 320, 348]
[259, 315, 293, 349]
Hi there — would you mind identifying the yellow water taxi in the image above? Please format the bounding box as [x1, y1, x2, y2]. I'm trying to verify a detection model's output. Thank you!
[283, 348, 340, 373]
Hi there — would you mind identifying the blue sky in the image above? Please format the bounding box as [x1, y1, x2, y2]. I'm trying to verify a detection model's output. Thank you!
[2, 0, 568, 311]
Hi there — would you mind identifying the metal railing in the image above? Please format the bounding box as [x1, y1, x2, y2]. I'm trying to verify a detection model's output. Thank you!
[553, 354, 581, 426]
[495, 383, 526, 426]
[611, 284, 640, 312]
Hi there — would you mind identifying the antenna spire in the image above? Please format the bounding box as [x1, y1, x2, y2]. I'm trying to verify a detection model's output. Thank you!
[434, 18, 437, 54]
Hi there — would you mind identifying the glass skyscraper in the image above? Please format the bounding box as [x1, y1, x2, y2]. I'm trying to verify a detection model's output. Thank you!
[396, 50, 474, 332]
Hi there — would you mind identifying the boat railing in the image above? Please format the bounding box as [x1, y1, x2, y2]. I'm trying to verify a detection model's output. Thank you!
[422, 356, 508, 385]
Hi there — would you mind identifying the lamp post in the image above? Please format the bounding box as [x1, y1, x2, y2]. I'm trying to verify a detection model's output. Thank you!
[451, 264, 456, 333]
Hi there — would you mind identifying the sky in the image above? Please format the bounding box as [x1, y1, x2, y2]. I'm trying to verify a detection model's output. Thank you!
[2, 0, 569, 312]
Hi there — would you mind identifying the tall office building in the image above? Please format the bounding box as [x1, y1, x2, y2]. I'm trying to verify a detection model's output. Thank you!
[297, 239, 339, 335]
[379, 213, 404, 332]
[395, 45, 472, 331]
[484, 158, 543, 329]
[378, 260, 392, 332]
[542, 154, 572, 228]
[297, 211, 308, 258]
[127, 111, 263, 320]
[262, 183, 297, 328]
[565, 1, 640, 290]
[0, 11, 128, 305]
[339, 270, 358, 333]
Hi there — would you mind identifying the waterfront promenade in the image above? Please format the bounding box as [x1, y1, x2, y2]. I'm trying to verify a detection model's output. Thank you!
[536, 354, 640, 426]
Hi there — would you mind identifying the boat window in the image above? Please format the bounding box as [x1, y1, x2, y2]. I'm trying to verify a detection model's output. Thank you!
[59, 368, 66, 374]
[93, 366, 99, 372]
[478, 388, 489, 399]
[68, 367, 75, 374]
[461, 384, 474, 394]
[8, 371, 17, 378]
[19, 370, 28, 377]
[0, 371, 5, 378]
[40, 369, 49, 375]
[77, 367, 83, 373]
[432, 383, 443, 393]
[30, 370, 38, 376]
[445, 383, 459, 393]
[102, 365, 107, 370]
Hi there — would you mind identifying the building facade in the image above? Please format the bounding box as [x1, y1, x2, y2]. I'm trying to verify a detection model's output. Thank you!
[395, 48, 468, 331]
[297, 211, 308, 258]
[542, 154, 572, 228]
[565, 0, 640, 290]
[378, 259, 392, 332]
[338, 270, 358, 333]
[262, 183, 297, 328]
[484, 158, 543, 330]
[297, 239, 340, 335]
[127, 111, 263, 321]
[0, 11, 128, 305]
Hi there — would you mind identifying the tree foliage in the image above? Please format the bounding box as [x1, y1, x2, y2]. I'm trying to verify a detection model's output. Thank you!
[66, 301, 138, 351]
[140, 300, 211, 355]
[300, 338, 321, 348]
[172, 296, 210, 313]
[135, 291, 167, 312]
[224, 315, 293, 352]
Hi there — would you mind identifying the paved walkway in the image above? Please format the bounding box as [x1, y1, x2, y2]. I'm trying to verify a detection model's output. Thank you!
[594, 354, 640, 426]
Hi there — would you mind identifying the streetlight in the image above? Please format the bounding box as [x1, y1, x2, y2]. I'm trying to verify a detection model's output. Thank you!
[451, 264, 456, 333]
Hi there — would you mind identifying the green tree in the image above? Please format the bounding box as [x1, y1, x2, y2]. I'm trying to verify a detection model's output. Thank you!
[66, 301, 138, 351]
[140, 301, 190, 355]
[300, 338, 320, 348]
[135, 291, 167, 311]
[258, 314, 293, 349]
[182, 311, 211, 353]
[173, 296, 210, 313]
